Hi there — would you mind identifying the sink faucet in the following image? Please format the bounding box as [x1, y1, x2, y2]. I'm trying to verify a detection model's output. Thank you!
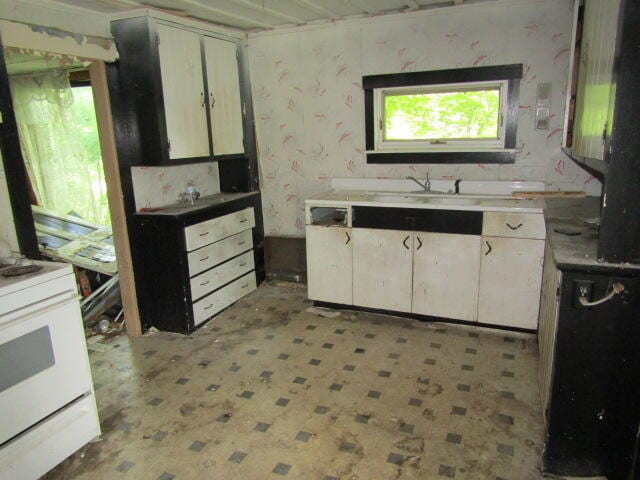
[406, 174, 430, 192]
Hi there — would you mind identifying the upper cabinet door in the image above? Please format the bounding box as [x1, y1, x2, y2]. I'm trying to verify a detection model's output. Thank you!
[203, 36, 245, 156]
[156, 24, 209, 159]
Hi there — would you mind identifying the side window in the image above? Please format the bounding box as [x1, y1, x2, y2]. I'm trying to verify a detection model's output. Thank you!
[364, 64, 522, 164]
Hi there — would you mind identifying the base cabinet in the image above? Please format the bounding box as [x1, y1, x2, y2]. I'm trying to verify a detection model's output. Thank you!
[306, 226, 352, 305]
[133, 194, 264, 334]
[412, 233, 481, 322]
[477, 236, 545, 329]
[305, 204, 545, 331]
[353, 228, 413, 311]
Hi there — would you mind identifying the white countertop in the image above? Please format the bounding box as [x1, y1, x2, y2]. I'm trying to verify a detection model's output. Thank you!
[306, 190, 545, 213]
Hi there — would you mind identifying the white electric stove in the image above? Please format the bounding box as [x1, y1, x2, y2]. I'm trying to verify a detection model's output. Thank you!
[0, 260, 100, 480]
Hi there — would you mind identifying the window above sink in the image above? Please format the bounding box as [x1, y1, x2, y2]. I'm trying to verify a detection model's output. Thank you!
[363, 64, 523, 164]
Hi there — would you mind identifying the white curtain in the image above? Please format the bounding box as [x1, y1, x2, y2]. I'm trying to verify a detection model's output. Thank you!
[9, 70, 110, 226]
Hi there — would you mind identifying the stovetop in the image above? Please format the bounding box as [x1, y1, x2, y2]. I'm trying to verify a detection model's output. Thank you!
[0, 260, 72, 298]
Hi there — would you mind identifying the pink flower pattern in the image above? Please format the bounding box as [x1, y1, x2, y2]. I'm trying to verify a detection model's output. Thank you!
[249, 0, 598, 236]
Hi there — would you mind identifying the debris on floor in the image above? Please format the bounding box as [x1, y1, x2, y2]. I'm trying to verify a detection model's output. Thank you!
[306, 306, 342, 318]
[44, 282, 545, 480]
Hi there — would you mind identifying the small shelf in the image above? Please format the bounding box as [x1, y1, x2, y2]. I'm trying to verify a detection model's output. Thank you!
[309, 207, 348, 227]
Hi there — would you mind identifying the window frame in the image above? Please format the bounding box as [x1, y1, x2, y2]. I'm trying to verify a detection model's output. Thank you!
[363, 64, 523, 164]
[375, 80, 508, 151]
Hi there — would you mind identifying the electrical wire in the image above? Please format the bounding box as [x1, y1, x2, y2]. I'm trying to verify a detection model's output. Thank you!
[579, 282, 625, 307]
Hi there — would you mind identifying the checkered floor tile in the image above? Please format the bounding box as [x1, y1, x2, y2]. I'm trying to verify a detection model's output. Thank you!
[44, 281, 545, 479]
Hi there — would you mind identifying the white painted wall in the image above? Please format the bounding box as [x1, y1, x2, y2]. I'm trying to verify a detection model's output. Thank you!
[131, 163, 221, 210]
[248, 0, 598, 237]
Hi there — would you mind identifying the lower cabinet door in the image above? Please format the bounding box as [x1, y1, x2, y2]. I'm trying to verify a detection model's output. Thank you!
[305, 226, 352, 304]
[477, 236, 545, 329]
[412, 233, 481, 322]
[353, 228, 413, 312]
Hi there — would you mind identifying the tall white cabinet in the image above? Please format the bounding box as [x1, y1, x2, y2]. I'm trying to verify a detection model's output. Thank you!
[156, 24, 209, 159]
[204, 36, 245, 156]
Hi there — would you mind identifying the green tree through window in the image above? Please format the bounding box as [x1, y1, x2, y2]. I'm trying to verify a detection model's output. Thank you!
[384, 89, 500, 141]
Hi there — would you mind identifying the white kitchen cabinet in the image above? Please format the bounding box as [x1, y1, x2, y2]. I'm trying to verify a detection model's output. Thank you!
[412, 232, 481, 322]
[203, 36, 245, 156]
[477, 236, 545, 329]
[156, 24, 209, 159]
[353, 228, 413, 311]
[306, 226, 352, 305]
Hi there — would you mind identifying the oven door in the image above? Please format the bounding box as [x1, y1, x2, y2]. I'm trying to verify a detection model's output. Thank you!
[0, 291, 92, 446]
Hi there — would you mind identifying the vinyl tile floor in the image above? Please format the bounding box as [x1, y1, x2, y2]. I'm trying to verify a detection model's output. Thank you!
[45, 281, 546, 480]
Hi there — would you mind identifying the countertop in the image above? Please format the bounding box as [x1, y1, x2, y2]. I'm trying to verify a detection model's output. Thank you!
[305, 190, 545, 213]
[134, 191, 260, 217]
[544, 197, 640, 271]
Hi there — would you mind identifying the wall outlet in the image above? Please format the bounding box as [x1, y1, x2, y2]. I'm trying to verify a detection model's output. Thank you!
[573, 279, 594, 307]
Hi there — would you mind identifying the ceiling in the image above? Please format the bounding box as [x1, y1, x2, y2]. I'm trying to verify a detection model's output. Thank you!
[51, 0, 470, 32]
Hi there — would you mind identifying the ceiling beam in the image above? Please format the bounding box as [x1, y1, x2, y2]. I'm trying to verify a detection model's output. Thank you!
[289, 0, 341, 19]
[176, 0, 275, 28]
[227, 0, 305, 23]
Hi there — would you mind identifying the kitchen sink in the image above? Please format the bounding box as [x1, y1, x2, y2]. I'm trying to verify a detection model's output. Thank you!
[427, 197, 479, 206]
[374, 195, 420, 203]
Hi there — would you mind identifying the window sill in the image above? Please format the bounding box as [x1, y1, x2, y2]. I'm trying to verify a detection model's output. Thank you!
[366, 150, 516, 164]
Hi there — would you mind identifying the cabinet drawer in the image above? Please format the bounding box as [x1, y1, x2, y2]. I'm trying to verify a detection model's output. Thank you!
[188, 229, 252, 277]
[185, 207, 255, 251]
[482, 212, 545, 239]
[193, 271, 256, 326]
[190, 251, 254, 301]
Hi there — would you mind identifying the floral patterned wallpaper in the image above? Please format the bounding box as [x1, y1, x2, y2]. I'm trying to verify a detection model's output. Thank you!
[248, 0, 597, 237]
[131, 163, 220, 210]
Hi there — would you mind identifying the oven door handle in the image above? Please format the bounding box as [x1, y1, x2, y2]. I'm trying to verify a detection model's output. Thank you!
[0, 292, 80, 332]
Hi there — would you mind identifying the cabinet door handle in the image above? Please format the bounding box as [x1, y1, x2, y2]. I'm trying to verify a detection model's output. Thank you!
[200, 256, 210, 262]
[210, 92, 215, 108]
[241, 283, 249, 288]
[416, 236, 423, 250]
[238, 241, 246, 246]
[199, 231, 210, 237]
[345, 232, 350, 245]
[402, 235, 410, 250]
[484, 241, 492, 256]
[506, 222, 523, 231]
[204, 304, 213, 310]
[239, 262, 247, 266]
[200, 92, 205, 108]
[200, 280, 210, 286]
[240, 218, 248, 223]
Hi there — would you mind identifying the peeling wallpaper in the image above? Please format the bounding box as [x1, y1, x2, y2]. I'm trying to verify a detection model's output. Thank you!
[248, 0, 598, 238]
[131, 163, 220, 210]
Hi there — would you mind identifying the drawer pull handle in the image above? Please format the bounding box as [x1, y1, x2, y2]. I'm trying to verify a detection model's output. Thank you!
[241, 283, 249, 288]
[416, 236, 423, 250]
[239, 262, 248, 266]
[484, 241, 492, 256]
[506, 222, 523, 231]
[200, 280, 210, 286]
[200, 256, 210, 262]
[240, 219, 248, 223]
[204, 304, 213, 310]
[238, 241, 246, 245]
[199, 231, 210, 237]
[402, 235, 410, 250]
[345, 232, 350, 245]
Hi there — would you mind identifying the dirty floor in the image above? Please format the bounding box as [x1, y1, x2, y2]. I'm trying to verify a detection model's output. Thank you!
[45, 281, 545, 480]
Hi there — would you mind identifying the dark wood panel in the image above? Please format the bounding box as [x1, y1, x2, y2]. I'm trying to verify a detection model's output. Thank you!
[598, 0, 640, 264]
[362, 64, 523, 89]
[352, 206, 483, 235]
[366, 151, 515, 164]
[0, 32, 40, 258]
